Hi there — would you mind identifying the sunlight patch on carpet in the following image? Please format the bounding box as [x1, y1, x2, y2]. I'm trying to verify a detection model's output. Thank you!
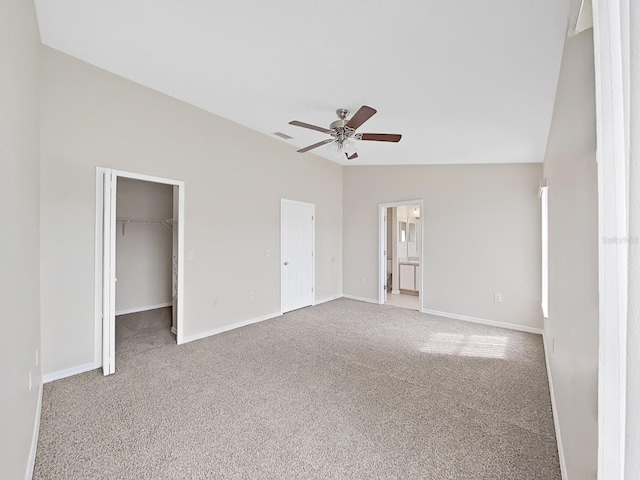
[420, 332, 509, 359]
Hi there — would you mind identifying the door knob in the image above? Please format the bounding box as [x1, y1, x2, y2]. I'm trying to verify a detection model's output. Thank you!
[284, 262, 289, 265]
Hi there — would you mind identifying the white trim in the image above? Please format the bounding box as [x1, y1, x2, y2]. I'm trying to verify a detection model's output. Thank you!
[109, 169, 183, 186]
[102, 169, 116, 375]
[110, 169, 186, 346]
[593, 0, 628, 477]
[175, 178, 185, 345]
[115, 302, 172, 316]
[94, 167, 106, 367]
[377, 199, 424, 209]
[421, 308, 544, 335]
[42, 363, 99, 384]
[25, 383, 43, 480]
[314, 295, 342, 305]
[543, 333, 568, 480]
[280, 199, 316, 313]
[181, 311, 282, 344]
[342, 294, 378, 304]
[378, 199, 424, 313]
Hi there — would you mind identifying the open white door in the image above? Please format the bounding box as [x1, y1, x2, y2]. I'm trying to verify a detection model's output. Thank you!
[281, 199, 314, 313]
[383, 211, 388, 304]
[171, 185, 179, 335]
[102, 169, 116, 375]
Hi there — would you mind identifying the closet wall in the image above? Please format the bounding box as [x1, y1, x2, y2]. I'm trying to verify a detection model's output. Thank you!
[116, 178, 173, 314]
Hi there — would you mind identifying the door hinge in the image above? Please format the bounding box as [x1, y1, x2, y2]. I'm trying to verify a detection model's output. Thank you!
[311, 287, 314, 292]
[311, 251, 314, 256]
[311, 215, 314, 220]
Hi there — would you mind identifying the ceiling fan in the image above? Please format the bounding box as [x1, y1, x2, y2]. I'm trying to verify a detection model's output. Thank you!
[289, 106, 401, 160]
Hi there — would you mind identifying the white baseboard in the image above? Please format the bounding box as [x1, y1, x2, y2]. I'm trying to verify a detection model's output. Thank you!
[25, 382, 43, 480]
[391, 289, 400, 295]
[314, 295, 343, 305]
[342, 294, 379, 304]
[181, 311, 283, 344]
[43, 362, 99, 384]
[421, 308, 544, 335]
[115, 302, 172, 316]
[543, 333, 568, 480]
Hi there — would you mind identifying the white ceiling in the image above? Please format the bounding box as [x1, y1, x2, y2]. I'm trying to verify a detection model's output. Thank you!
[34, 0, 571, 166]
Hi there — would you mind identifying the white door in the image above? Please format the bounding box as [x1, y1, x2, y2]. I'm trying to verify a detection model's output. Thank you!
[102, 170, 117, 375]
[281, 200, 314, 313]
[383, 212, 388, 303]
[171, 185, 179, 334]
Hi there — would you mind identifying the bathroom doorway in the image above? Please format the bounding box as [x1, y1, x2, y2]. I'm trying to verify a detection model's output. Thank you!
[378, 200, 423, 311]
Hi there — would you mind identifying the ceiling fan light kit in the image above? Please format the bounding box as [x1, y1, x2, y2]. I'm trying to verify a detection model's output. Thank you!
[288, 105, 402, 161]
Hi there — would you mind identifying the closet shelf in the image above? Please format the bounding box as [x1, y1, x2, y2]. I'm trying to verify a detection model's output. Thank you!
[116, 218, 176, 236]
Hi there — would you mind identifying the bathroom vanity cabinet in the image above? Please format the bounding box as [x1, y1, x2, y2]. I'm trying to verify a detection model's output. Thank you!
[399, 262, 420, 293]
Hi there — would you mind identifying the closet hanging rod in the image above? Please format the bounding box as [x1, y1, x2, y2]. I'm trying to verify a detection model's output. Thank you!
[116, 219, 167, 224]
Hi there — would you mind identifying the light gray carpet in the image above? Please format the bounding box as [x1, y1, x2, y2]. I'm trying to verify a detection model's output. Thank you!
[33, 299, 560, 479]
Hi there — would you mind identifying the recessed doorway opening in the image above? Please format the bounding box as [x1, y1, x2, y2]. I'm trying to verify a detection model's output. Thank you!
[378, 200, 424, 311]
[95, 168, 185, 376]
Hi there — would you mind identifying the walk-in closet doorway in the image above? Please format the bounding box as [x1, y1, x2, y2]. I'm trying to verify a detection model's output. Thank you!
[96, 168, 185, 375]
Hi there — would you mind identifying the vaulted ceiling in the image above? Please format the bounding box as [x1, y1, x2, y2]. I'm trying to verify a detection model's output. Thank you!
[34, 0, 571, 165]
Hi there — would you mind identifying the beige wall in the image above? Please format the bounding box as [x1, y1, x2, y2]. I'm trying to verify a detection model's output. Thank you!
[115, 178, 173, 313]
[39, 47, 343, 376]
[542, 30, 598, 479]
[0, 0, 42, 478]
[343, 163, 542, 329]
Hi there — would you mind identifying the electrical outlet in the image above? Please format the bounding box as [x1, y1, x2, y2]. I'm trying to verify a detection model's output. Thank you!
[494, 293, 502, 303]
[265, 249, 272, 257]
[28, 371, 32, 391]
[212, 298, 218, 306]
[249, 291, 255, 301]
[361, 277, 366, 285]
[187, 251, 194, 261]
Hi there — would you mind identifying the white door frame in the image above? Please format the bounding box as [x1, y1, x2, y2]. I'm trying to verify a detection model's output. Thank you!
[378, 199, 424, 311]
[95, 168, 186, 375]
[593, 0, 629, 477]
[280, 198, 316, 313]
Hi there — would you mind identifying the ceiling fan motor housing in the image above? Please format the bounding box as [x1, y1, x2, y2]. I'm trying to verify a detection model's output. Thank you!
[329, 120, 355, 141]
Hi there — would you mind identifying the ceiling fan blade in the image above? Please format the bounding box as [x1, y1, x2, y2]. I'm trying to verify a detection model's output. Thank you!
[297, 138, 334, 153]
[359, 133, 402, 142]
[345, 152, 358, 160]
[289, 120, 331, 134]
[346, 106, 377, 129]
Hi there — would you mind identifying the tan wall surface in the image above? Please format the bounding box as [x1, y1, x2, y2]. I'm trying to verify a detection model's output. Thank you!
[542, 30, 598, 479]
[40, 47, 343, 375]
[115, 178, 173, 313]
[343, 163, 542, 329]
[0, 0, 42, 477]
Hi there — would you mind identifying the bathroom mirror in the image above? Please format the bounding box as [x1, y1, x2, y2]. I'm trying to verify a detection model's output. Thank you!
[408, 223, 416, 242]
[399, 221, 407, 242]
